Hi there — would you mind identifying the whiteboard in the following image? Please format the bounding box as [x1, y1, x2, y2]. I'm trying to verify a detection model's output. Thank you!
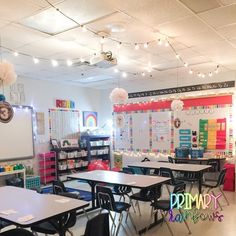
[152, 111, 172, 151]
[132, 112, 150, 150]
[114, 113, 131, 150]
[0, 106, 34, 160]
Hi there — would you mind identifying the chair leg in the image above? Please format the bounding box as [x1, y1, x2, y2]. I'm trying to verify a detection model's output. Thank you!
[179, 209, 191, 234]
[83, 208, 89, 220]
[166, 185, 171, 195]
[115, 213, 123, 236]
[126, 209, 138, 233]
[136, 200, 142, 216]
[219, 187, 230, 206]
[130, 198, 137, 213]
[67, 229, 74, 236]
[189, 183, 193, 194]
[160, 210, 174, 236]
[109, 211, 116, 233]
[118, 195, 122, 202]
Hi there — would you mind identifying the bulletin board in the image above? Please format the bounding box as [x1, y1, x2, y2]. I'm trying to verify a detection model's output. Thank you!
[0, 106, 34, 160]
[174, 106, 232, 151]
[113, 95, 233, 153]
[49, 108, 80, 140]
[113, 113, 131, 150]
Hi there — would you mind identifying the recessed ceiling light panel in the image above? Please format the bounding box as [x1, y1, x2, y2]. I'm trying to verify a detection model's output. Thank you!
[21, 8, 77, 35]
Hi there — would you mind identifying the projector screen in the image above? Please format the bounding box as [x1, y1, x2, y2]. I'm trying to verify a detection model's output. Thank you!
[0, 106, 34, 161]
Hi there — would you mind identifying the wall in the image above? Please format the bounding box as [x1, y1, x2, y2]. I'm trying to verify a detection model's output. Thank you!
[1, 77, 110, 174]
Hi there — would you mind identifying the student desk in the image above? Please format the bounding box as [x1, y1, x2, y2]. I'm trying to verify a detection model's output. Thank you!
[0, 186, 89, 236]
[172, 157, 226, 171]
[68, 170, 170, 234]
[128, 162, 211, 194]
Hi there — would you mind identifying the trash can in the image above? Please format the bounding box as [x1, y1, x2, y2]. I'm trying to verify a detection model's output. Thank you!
[5, 177, 24, 188]
[223, 164, 235, 191]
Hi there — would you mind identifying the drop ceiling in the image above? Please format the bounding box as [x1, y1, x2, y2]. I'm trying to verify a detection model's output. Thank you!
[1, 0, 236, 90]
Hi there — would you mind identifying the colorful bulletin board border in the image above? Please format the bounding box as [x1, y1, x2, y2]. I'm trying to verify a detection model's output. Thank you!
[83, 111, 98, 127]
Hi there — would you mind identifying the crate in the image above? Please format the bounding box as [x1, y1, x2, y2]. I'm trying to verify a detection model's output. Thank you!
[190, 148, 204, 158]
[26, 176, 40, 189]
[175, 148, 189, 158]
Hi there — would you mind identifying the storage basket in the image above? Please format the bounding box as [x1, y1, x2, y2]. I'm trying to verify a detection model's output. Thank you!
[26, 176, 40, 189]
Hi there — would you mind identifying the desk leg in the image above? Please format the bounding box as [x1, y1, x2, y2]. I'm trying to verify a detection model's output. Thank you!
[198, 171, 203, 194]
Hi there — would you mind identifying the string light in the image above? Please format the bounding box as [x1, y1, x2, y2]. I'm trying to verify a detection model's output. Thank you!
[122, 72, 127, 78]
[114, 68, 119, 73]
[197, 72, 202, 78]
[134, 43, 139, 50]
[80, 57, 85, 63]
[66, 59, 73, 66]
[165, 41, 169, 47]
[117, 42, 122, 49]
[13, 51, 19, 56]
[51, 59, 58, 67]
[143, 42, 149, 48]
[209, 72, 213, 77]
[158, 39, 162, 45]
[81, 25, 87, 32]
[33, 57, 39, 64]
[184, 62, 188, 67]
[141, 72, 145, 76]
[100, 37, 105, 44]
[176, 54, 180, 59]
[202, 73, 205, 78]
[189, 69, 193, 74]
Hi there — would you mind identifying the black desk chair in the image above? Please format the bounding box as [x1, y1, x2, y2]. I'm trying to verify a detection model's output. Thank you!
[53, 180, 89, 219]
[202, 168, 229, 210]
[168, 156, 174, 163]
[149, 183, 191, 236]
[83, 213, 109, 236]
[204, 159, 220, 182]
[31, 211, 76, 236]
[0, 221, 12, 232]
[112, 167, 136, 213]
[129, 184, 162, 216]
[97, 185, 137, 236]
[0, 229, 34, 236]
[159, 167, 184, 194]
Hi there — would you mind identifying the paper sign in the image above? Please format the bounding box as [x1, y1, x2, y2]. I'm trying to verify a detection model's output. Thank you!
[0, 209, 17, 215]
[17, 214, 34, 223]
[55, 198, 71, 203]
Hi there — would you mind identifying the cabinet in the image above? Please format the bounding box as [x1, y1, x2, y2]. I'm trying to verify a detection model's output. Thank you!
[39, 152, 56, 185]
[52, 147, 88, 181]
[81, 135, 110, 163]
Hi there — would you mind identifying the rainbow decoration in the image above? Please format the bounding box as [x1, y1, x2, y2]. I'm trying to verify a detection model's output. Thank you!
[83, 111, 97, 127]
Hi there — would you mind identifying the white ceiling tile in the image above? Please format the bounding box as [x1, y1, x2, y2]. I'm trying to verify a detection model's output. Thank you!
[180, 0, 221, 13]
[0, 0, 42, 21]
[217, 23, 236, 39]
[199, 4, 236, 28]
[157, 16, 210, 38]
[220, 0, 236, 5]
[57, 0, 116, 25]
[105, 0, 191, 27]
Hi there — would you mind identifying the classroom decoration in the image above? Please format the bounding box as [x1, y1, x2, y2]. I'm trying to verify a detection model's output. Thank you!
[56, 99, 75, 108]
[0, 101, 14, 123]
[115, 114, 125, 128]
[128, 81, 235, 98]
[113, 95, 233, 154]
[36, 112, 45, 135]
[10, 83, 25, 105]
[49, 108, 79, 140]
[83, 111, 98, 127]
[171, 99, 184, 111]
[0, 61, 17, 86]
[199, 118, 226, 150]
[109, 87, 128, 104]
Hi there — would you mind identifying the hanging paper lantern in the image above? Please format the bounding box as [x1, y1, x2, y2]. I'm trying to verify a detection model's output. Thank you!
[0, 61, 17, 87]
[109, 87, 128, 104]
[171, 99, 184, 111]
[116, 114, 125, 128]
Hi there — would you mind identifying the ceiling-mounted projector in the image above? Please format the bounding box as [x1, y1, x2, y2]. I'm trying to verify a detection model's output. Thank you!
[90, 51, 117, 68]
